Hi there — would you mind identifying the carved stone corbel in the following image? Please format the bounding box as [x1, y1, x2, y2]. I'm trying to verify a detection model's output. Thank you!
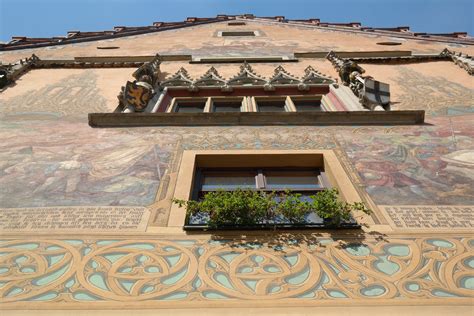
[0, 54, 39, 89]
[121, 54, 162, 112]
[441, 48, 473, 75]
[327, 51, 390, 110]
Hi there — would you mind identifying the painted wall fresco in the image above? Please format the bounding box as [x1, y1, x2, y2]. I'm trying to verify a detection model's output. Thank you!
[0, 64, 472, 209]
[0, 71, 108, 118]
[0, 118, 472, 208]
[360, 63, 474, 114]
[0, 120, 176, 207]
[338, 115, 474, 205]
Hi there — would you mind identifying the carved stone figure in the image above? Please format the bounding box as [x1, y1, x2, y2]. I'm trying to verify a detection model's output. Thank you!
[121, 54, 161, 112]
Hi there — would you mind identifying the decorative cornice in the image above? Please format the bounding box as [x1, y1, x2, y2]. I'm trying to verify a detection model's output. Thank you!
[347, 54, 451, 64]
[344, 49, 473, 76]
[2, 15, 471, 51]
[0, 54, 39, 89]
[0, 17, 234, 51]
[252, 17, 473, 46]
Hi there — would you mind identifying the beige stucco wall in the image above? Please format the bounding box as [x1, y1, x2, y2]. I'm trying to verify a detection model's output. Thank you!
[0, 68, 135, 115]
[1, 20, 471, 63]
[360, 61, 474, 112]
[0, 20, 473, 311]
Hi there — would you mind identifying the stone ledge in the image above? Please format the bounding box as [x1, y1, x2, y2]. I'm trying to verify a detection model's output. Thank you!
[88, 111, 425, 127]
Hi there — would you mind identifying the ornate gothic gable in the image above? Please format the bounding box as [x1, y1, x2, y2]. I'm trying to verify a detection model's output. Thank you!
[227, 62, 268, 86]
[161, 67, 194, 87]
[268, 66, 300, 85]
[159, 64, 335, 90]
[194, 67, 227, 86]
[301, 65, 334, 84]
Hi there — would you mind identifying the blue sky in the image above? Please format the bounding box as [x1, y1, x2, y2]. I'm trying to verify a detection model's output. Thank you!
[0, 0, 472, 42]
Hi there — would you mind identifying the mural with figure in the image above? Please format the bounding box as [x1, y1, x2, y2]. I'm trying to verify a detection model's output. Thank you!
[0, 118, 473, 208]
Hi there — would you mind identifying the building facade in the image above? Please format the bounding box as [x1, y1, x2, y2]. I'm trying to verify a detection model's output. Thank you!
[0, 15, 473, 315]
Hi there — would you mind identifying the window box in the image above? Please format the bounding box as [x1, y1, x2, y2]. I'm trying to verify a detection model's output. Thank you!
[182, 189, 362, 231]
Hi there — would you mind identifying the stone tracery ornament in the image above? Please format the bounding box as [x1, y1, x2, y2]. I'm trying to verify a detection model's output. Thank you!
[194, 66, 226, 86]
[161, 67, 194, 87]
[268, 65, 300, 85]
[227, 62, 267, 86]
[301, 65, 334, 84]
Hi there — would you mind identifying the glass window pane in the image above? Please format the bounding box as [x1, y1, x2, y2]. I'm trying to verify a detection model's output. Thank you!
[201, 172, 256, 190]
[175, 101, 205, 113]
[265, 171, 321, 190]
[293, 99, 322, 112]
[257, 100, 286, 112]
[213, 101, 242, 112]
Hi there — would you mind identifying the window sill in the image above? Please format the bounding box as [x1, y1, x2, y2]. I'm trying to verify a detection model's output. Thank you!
[183, 221, 361, 231]
[89, 110, 425, 127]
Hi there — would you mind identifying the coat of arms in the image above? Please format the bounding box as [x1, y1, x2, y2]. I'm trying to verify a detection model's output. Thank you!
[361, 78, 390, 110]
[123, 81, 154, 112]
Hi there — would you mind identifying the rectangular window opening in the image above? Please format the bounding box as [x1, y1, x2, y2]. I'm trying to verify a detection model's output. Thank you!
[189, 167, 336, 226]
[212, 99, 243, 113]
[174, 100, 206, 113]
[196, 168, 324, 195]
[293, 99, 322, 112]
[221, 31, 256, 37]
[255, 99, 288, 112]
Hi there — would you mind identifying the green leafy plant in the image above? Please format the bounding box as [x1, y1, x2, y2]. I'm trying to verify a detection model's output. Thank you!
[173, 188, 371, 228]
[309, 188, 371, 226]
[174, 189, 276, 228]
[274, 191, 312, 223]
